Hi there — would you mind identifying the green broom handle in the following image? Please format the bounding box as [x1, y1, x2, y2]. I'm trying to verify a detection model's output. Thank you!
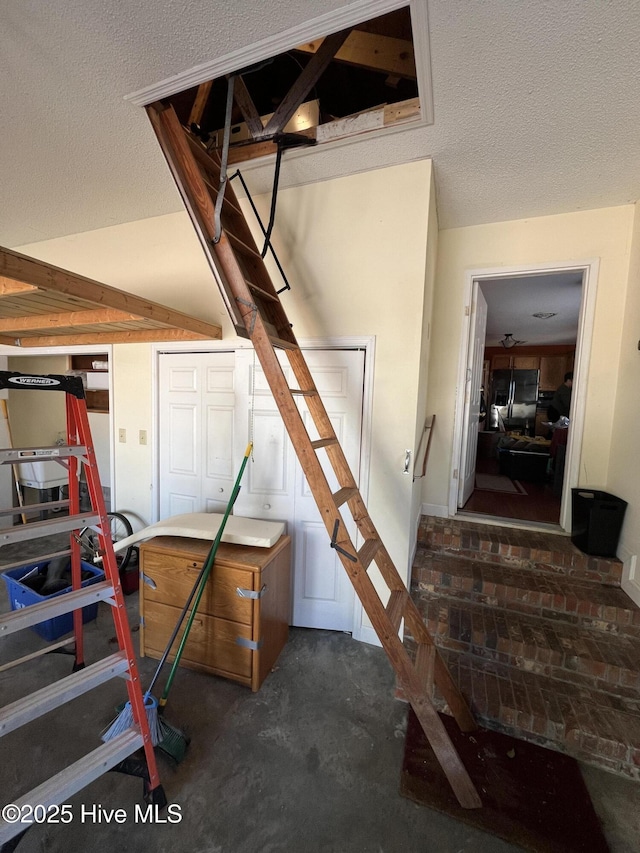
[158, 443, 253, 710]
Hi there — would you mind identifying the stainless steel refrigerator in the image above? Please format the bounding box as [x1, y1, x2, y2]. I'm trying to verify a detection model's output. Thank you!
[488, 369, 539, 434]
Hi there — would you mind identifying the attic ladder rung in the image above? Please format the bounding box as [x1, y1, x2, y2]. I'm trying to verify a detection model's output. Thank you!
[289, 388, 318, 397]
[311, 438, 339, 450]
[0, 730, 145, 845]
[201, 173, 244, 217]
[0, 512, 100, 545]
[385, 588, 409, 634]
[332, 487, 358, 507]
[358, 537, 381, 570]
[268, 335, 299, 351]
[0, 651, 129, 737]
[0, 581, 114, 637]
[224, 230, 262, 260]
[246, 279, 280, 303]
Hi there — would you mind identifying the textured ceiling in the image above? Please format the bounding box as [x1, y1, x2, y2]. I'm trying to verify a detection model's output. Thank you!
[482, 273, 583, 347]
[1, 0, 640, 248]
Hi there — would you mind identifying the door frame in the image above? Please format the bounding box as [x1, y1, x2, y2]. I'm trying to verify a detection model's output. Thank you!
[449, 259, 599, 531]
[151, 335, 376, 642]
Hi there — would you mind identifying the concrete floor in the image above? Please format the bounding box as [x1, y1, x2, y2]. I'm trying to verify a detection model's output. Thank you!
[1, 535, 638, 853]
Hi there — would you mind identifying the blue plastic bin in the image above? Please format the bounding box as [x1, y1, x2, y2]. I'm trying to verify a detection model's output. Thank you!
[2, 560, 105, 641]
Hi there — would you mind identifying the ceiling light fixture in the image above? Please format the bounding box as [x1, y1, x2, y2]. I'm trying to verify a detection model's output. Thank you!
[532, 312, 557, 319]
[500, 333, 525, 349]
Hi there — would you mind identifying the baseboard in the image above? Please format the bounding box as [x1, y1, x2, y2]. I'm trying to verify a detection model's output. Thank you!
[621, 548, 640, 607]
[421, 502, 448, 518]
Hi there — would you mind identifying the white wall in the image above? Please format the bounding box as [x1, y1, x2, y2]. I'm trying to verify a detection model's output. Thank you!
[609, 203, 640, 598]
[423, 205, 635, 517]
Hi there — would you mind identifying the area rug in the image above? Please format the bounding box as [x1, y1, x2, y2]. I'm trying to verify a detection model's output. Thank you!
[400, 708, 609, 853]
[475, 473, 527, 495]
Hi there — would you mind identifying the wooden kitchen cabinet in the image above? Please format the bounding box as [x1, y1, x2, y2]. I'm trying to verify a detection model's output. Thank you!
[490, 354, 539, 371]
[539, 355, 571, 390]
[140, 534, 291, 692]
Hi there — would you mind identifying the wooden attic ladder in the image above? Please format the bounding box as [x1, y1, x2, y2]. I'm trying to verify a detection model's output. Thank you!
[0, 373, 165, 848]
[148, 102, 481, 810]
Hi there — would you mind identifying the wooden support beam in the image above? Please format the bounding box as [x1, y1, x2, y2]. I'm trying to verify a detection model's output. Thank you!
[188, 81, 213, 127]
[0, 335, 17, 346]
[13, 329, 213, 348]
[260, 29, 352, 137]
[233, 75, 265, 138]
[0, 309, 144, 333]
[295, 30, 416, 79]
[0, 246, 223, 340]
[0, 277, 38, 296]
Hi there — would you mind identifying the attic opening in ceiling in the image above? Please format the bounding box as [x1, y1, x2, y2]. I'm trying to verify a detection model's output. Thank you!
[163, 6, 419, 165]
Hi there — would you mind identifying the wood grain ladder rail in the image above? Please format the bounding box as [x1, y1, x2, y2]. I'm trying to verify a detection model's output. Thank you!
[147, 101, 482, 810]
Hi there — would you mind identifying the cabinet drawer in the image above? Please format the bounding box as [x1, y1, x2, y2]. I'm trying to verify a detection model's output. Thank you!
[142, 600, 252, 681]
[142, 552, 253, 624]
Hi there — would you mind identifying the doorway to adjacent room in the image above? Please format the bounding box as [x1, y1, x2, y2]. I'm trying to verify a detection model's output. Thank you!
[452, 262, 597, 529]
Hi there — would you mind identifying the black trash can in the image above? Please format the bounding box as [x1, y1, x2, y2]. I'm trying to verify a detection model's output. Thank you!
[571, 489, 627, 557]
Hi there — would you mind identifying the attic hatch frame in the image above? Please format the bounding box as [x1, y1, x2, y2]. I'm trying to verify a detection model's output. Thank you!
[125, 0, 434, 163]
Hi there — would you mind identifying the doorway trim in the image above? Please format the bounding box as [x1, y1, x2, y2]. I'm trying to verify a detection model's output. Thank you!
[151, 335, 376, 642]
[449, 259, 599, 531]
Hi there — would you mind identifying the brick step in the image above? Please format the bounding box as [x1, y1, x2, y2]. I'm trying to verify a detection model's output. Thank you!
[418, 516, 623, 585]
[432, 647, 640, 780]
[412, 549, 640, 638]
[413, 591, 640, 694]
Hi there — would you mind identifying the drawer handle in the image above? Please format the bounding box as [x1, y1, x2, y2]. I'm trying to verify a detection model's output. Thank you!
[142, 573, 157, 590]
[236, 636, 263, 650]
[236, 584, 267, 600]
[263, 503, 271, 510]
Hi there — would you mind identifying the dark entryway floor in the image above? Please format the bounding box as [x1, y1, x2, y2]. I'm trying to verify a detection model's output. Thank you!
[1, 536, 638, 852]
[462, 457, 561, 525]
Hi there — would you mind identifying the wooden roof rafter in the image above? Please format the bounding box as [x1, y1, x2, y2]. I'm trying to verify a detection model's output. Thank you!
[0, 246, 222, 348]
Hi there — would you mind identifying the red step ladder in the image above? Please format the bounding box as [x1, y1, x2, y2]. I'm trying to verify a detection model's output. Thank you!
[0, 370, 165, 848]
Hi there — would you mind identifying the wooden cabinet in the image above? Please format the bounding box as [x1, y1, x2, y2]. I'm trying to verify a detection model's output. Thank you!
[539, 355, 571, 391]
[490, 354, 513, 370]
[490, 354, 539, 371]
[139, 534, 291, 692]
[513, 355, 539, 370]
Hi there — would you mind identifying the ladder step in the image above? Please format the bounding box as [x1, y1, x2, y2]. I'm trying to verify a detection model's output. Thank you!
[0, 581, 114, 638]
[0, 548, 71, 573]
[0, 512, 100, 546]
[332, 487, 359, 507]
[201, 173, 244, 217]
[311, 438, 339, 450]
[268, 335, 299, 351]
[414, 642, 436, 696]
[0, 498, 70, 517]
[0, 651, 129, 737]
[0, 728, 144, 845]
[386, 588, 409, 634]
[0, 445, 86, 464]
[357, 537, 381, 570]
[225, 230, 262, 259]
[246, 279, 280, 303]
[289, 388, 318, 397]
